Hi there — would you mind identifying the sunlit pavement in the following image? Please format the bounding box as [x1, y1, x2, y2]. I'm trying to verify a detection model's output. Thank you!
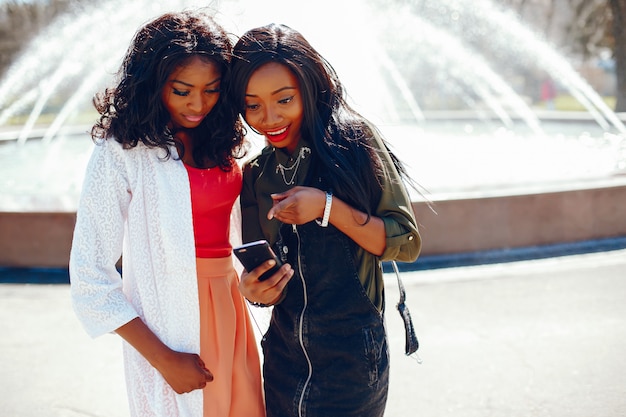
[1, 249, 625, 417]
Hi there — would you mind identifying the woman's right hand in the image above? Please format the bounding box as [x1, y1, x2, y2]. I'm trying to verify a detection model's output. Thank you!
[239, 260, 294, 305]
[154, 349, 213, 394]
[115, 318, 212, 394]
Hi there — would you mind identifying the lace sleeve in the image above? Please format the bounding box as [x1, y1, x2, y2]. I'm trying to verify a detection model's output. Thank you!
[69, 140, 139, 338]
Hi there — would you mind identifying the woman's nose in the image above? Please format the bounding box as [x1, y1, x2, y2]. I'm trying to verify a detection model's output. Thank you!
[264, 105, 281, 124]
[188, 93, 204, 112]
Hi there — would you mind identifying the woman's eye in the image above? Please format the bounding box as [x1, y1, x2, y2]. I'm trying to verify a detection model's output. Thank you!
[279, 96, 294, 104]
[205, 88, 220, 94]
[246, 103, 260, 111]
[173, 89, 190, 97]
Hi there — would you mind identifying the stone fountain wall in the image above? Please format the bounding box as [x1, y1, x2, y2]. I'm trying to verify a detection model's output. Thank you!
[0, 211, 76, 268]
[412, 183, 626, 255]
[2, 182, 626, 269]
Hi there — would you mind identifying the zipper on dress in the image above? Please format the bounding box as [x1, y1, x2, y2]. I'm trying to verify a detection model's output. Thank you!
[293, 224, 313, 417]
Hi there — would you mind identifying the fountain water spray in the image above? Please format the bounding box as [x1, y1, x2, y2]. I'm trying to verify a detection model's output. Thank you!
[0, 0, 625, 207]
[401, 0, 626, 135]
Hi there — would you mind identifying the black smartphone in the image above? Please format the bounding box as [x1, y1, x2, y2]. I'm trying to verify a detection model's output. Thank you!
[233, 240, 283, 281]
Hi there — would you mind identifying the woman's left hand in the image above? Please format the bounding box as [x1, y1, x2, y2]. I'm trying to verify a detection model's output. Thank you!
[267, 186, 325, 224]
[269, 185, 387, 256]
[239, 261, 294, 305]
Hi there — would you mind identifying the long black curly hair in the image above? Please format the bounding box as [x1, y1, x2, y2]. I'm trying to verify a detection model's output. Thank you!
[92, 9, 245, 170]
[231, 23, 413, 218]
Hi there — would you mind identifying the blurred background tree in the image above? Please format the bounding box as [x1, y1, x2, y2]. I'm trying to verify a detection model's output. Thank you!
[502, 0, 626, 111]
[0, 0, 74, 74]
[609, 0, 626, 111]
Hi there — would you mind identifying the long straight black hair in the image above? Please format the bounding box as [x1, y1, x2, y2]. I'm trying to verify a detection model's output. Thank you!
[231, 23, 413, 218]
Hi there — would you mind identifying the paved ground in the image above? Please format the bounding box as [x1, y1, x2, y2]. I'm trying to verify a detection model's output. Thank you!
[1, 249, 626, 417]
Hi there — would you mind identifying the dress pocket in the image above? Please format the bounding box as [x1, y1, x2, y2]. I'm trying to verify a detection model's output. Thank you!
[362, 325, 389, 389]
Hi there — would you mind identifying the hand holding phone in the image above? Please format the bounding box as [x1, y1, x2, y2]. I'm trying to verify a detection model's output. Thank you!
[233, 240, 283, 281]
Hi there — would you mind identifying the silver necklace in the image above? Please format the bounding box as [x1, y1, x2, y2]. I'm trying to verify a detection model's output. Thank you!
[276, 146, 311, 185]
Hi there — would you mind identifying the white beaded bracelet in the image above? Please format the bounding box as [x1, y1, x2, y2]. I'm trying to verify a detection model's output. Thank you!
[315, 191, 333, 227]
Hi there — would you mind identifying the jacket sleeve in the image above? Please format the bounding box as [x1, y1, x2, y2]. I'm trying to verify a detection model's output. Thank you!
[69, 140, 139, 338]
[371, 132, 422, 263]
[240, 156, 266, 244]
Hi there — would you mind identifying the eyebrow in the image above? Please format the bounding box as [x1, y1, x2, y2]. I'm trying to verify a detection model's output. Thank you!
[246, 86, 297, 97]
[170, 76, 221, 87]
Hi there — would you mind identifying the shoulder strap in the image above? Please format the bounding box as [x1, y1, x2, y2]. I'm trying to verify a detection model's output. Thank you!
[392, 261, 421, 361]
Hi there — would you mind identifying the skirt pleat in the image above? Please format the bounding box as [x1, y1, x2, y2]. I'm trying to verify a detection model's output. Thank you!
[196, 257, 265, 417]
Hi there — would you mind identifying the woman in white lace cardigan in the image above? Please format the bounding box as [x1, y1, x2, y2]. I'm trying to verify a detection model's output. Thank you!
[69, 10, 265, 417]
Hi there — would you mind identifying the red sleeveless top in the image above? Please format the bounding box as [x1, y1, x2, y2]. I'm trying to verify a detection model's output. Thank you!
[185, 162, 242, 258]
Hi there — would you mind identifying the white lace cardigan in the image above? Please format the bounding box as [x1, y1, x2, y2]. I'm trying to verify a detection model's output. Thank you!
[69, 138, 243, 417]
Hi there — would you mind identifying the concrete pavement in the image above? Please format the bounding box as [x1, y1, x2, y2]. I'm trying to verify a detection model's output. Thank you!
[1, 249, 626, 417]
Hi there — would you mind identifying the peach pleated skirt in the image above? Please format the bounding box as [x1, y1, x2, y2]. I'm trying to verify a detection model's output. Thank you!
[196, 256, 265, 417]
